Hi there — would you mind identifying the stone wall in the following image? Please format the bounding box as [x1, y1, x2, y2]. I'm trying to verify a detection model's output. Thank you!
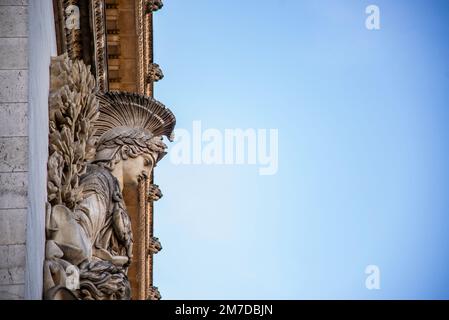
[0, 0, 56, 299]
[25, 0, 56, 300]
[0, 0, 29, 300]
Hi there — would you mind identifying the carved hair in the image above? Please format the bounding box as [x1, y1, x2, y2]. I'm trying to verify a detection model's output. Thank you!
[94, 127, 167, 169]
[94, 91, 176, 168]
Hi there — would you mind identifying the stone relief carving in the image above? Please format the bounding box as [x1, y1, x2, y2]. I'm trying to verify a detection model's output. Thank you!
[148, 237, 162, 255]
[62, 1, 83, 60]
[44, 54, 176, 300]
[148, 286, 161, 300]
[145, 0, 164, 13]
[91, 0, 108, 92]
[147, 184, 163, 201]
[137, 0, 163, 96]
[146, 63, 164, 83]
[53, 0, 108, 92]
[47, 54, 98, 211]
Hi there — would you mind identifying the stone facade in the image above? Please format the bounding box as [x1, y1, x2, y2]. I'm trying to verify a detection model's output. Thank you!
[1, 0, 170, 300]
[0, 0, 57, 299]
[26, 0, 57, 300]
[0, 0, 29, 300]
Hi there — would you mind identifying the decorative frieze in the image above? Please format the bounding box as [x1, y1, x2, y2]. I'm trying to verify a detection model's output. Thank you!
[53, 0, 108, 91]
[91, 0, 109, 92]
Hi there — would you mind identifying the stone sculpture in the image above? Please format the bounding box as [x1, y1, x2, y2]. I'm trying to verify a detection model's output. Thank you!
[44, 54, 175, 300]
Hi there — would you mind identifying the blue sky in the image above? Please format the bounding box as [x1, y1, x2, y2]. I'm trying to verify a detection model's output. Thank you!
[152, 0, 449, 299]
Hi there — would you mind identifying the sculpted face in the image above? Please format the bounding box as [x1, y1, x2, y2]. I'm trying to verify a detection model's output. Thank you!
[121, 154, 155, 186]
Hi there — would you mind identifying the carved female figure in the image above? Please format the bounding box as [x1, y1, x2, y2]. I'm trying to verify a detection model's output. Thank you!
[44, 55, 175, 300]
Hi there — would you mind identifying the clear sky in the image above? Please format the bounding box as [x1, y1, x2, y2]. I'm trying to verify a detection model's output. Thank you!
[152, 0, 449, 299]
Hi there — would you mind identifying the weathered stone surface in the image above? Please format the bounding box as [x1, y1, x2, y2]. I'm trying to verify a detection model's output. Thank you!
[0, 70, 27, 103]
[0, 209, 26, 245]
[0, 267, 25, 285]
[0, 2, 29, 301]
[0, 6, 27, 37]
[0, 137, 28, 172]
[0, 245, 26, 268]
[0, 103, 28, 137]
[26, 0, 57, 300]
[0, 172, 27, 209]
[0, 38, 28, 69]
[0, 284, 24, 300]
[0, 0, 28, 5]
[43, 55, 175, 300]
[120, 58, 138, 83]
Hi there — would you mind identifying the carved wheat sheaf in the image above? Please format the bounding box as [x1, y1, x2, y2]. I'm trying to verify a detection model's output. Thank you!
[48, 53, 100, 210]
